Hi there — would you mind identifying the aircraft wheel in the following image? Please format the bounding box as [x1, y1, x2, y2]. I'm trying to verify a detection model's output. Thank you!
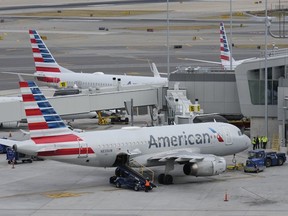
[134, 185, 139, 191]
[158, 173, 165, 184]
[116, 182, 121, 188]
[109, 176, 117, 184]
[164, 174, 173, 185]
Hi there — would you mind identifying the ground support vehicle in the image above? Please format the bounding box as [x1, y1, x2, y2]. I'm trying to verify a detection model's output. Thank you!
[0, 144, 7, 154]
[0, 137, 8, 153]
[6, 147, 33, 164]
[244, 150, 286, 172]
[110, 165, 156, 191]
[110, 176, 144, 191]
[244, 158, 265, 173]
[110, 115, 129, 124]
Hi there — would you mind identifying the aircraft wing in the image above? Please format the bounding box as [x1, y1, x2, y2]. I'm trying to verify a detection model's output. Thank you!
[147, 148, 205, 163]
[178, 58, 222, 66]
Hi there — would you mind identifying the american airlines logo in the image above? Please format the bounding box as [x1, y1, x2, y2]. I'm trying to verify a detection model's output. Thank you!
[149, 131, 211, 149]
[209, 128, 224, 142]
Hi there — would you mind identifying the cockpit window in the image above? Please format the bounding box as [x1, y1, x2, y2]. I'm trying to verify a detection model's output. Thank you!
[238, 130, 242, 136]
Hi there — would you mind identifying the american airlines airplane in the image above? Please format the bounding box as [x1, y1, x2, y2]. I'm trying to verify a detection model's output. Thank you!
[0, 80, 251, 184]
[29, 30, 167, 89]
[179, 22, 256, 70]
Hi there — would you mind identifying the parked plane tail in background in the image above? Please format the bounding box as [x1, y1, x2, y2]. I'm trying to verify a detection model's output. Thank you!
[179, 22, 256, 70]
[219, 22, 237, 70]
[29, 30, 167, 89]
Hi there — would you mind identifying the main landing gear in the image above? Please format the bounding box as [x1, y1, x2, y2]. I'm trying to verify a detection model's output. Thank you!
[157, 160, 174, 185]
[158, 174, 173, 185]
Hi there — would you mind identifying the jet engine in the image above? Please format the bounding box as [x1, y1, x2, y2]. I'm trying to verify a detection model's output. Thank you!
[183, 155, 226, 176]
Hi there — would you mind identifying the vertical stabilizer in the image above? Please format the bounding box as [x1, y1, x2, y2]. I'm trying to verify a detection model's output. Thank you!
[150, 62, 161, 78]
[220, 22, 235, 70]
[29, 30, 73, 85]
[19, 81, 78, 141]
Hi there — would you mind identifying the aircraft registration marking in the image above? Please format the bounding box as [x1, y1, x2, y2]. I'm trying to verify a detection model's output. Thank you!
[100, 149, 112, 153]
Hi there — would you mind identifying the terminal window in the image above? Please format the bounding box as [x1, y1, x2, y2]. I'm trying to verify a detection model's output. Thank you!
[248, 67, 280, 105]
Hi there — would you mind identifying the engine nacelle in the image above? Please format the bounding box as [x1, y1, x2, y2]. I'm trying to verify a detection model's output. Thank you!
[183, 155, 226, 176]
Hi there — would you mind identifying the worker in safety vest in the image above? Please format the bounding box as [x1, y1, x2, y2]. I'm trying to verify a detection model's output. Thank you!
[262, 136, 268, 149]
[252, 137, 256, 150]
[260, 136, 264, 149]
[255, 136, 260, 149]
[145, 177, 151, 192]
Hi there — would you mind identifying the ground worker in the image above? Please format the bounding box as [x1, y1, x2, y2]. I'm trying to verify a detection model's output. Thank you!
[262, 136, 268, 149]
[252, 137, 256, 150]
[145, 177, 151, 192]
[260, 136, 264, 149]
[255, 136, 260, 149]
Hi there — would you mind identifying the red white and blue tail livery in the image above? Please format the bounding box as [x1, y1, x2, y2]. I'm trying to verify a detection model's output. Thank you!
[220, 22, 236, 70]
[179, 22, 256, 70]
[19, 80, 94, 161]
[219, 22, 256, 70]
[0, 80, 250, 184]
[29, 30, 68, 86]
[29, 30, 167, 89]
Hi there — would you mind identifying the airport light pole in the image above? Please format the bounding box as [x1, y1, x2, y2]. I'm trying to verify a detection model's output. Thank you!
[230, 0, 233, 70]
[283, 104, 286, 150]
[167, 0, 170, 76]
[264, 0, 268, 142]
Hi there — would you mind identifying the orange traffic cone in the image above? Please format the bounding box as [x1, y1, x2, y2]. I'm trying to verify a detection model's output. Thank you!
[224, 192, 229, 201]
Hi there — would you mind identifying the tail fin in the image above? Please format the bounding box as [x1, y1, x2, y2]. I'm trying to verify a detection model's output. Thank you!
[29, 30, 73, 75]
[19, 80, 79, 143]
[148, 61, 161, 78]
[220, 22, 235, 70]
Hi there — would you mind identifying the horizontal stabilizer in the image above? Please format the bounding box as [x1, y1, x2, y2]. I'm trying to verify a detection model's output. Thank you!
[178, 58, 222, 65]
[0, 72, 35, 76]
[0, 138, 18, 148]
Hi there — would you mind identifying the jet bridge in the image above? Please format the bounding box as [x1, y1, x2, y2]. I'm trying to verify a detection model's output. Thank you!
[166, 83, 203, 124]
[0, 84, 166, 125]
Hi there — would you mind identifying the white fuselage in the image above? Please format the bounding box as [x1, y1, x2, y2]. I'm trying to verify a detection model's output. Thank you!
[35, 71, 167, 89]
[17, 122, 250, 167]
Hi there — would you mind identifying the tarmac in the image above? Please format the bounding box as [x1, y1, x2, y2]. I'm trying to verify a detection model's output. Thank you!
[1, 118, 288, 216]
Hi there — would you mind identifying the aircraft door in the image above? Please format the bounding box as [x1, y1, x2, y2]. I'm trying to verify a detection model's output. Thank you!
[78, 139, 88, 158]
[221, 126, 232, 145]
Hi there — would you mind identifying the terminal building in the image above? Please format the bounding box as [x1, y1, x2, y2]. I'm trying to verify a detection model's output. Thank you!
[169, 48, 288, 149]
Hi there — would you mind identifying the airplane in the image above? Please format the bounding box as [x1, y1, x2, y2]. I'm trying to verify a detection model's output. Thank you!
[179, 22, 256, 70]
[0, 80, 251, 185]
[28, 30, 167, 89]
